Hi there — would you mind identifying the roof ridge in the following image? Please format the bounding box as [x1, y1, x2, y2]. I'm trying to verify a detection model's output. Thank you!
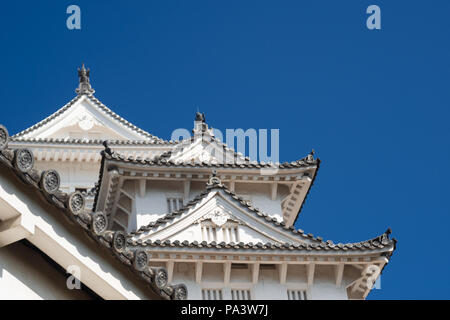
[12, 93, 168, 143]
[0, 125, 187, 300]
[169, 134, 251, 162]
[12, 95, 82, 138]
[104, 147, 320, 169]
[129, 174, 396, 255]
[10, 136, 179, 146]
[128, 236, 395, 253]
[84, 94, 166, 142]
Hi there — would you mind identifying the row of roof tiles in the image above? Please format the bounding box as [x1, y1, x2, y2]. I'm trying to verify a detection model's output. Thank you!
[10, 137, 178, 145]
[128, 237, 394, 252]
[104, 148, 320, 169]
[0, 126, 186, 300]
[12, 94, 165, 143]
[130, 176, 396, 257]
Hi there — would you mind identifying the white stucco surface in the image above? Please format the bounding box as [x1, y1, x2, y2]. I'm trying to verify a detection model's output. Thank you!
[0, 241, 93, 300]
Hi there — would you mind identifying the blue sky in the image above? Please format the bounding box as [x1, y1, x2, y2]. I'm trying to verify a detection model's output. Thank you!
[0, 1, 449, 299]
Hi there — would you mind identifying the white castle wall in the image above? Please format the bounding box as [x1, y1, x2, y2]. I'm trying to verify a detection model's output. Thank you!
[0, 242, 93, 300]
[165, 262, 350, 300]
[34, 160, 101, 194]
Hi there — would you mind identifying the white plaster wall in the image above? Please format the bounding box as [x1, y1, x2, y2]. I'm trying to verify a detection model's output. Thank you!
[238, 225, 274, 243]
[168, 261, 349, 300]
[165, 223, 278, 244]
[308, 283, 348, 300]
[166, 224, 199, 242]
[135, 180, 184, 227]
[0, 242, 93, 300]
[34, 160, 101, 193]
[236, 183, 288, 222]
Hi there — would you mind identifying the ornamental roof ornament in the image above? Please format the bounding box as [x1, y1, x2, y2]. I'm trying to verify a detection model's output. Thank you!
[195, 111, 205, 123]
[193, 111, 209, 135]
[75, 63, 95, 95]
[102, 140, 113, 156]
[306, 149, 315, 163]
[206, 169, 222, 188]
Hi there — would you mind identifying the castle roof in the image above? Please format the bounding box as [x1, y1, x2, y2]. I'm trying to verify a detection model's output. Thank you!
[0, 125, 187, 300]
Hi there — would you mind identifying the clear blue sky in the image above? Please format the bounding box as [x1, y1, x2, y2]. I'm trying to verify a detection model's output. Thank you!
[0, 1, 448, 299]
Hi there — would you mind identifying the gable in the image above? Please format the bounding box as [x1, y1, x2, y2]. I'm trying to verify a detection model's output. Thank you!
[168, 136, 244, 165]
[13, 95, 160, 142]
[0, 125, 186, 300]
[135, 189, 310, 245]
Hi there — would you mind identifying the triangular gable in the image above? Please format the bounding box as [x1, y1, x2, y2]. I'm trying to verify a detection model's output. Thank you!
[0, 125, 185, 300]
[13, 94, 162, 142]
[133, 185, 319, 246]
[168, 136, 246, 165]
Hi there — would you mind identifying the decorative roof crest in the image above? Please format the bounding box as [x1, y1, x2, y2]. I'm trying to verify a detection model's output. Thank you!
[103, 140, 113, 156]
[204, 209, 230, 227]
[193, 111, 212, 135]
[75, 63, 95, 95]
[195, 111, 206, 123]
[206, 169, 222, 188]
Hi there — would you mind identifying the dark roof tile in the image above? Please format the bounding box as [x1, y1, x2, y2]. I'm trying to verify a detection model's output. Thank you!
[0, 131, 186, 300]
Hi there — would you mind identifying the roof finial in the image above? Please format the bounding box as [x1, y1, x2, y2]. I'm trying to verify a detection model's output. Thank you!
[206, 169, 222, 188]
[193, 110, 208, 135]
[76, 63, 95, 95]
[195, 110, 205, 123]
[102, 140, 112, 156]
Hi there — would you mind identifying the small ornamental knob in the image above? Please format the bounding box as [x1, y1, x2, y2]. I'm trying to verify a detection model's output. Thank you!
[171, 284, 188, 300]
[67, 191, 85, 215]
[103, 140, 113, 156]
[113, 231, 127, 252]
[91, 212, 108, 235]
[0, 125, 9, 150]
[195, 111, 205, 123]
[14, 149, 34, 173]
[306, 149, 315, 163]
[40, 170, 61, 194]
[207, 169, 221, 187]
[133, 250, 149, 271]
[151, 267, 168, 289]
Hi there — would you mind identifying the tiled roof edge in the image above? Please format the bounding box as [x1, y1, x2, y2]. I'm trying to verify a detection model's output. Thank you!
[0, 125, 187, 300]
[104, 148, 319, 169]
[12, 95, 82, 138]
[129, 176, 396, 256]
[12, 93, 168, 144]
[292, 157, 321, 225]
[10, 137, 179, 146]
[128, 232, 396, 254]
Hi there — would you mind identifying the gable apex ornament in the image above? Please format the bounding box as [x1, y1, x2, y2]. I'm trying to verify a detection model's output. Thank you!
[206, 169, 221, 188]
[204, 209, 230, 227]
[75, 63, 95, 95]
[193, 111, 211, 135]
[195, 111, 205, 123]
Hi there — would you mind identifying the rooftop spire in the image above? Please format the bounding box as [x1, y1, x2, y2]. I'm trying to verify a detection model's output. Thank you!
[76, 63, 95, 95]
[193, 111, 210, 135]
[195, 111, 205, 123]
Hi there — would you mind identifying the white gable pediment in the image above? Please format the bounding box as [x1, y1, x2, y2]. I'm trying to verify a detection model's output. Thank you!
[137, 190, 308, 245]
[15, 95, 155, 142]
[169, 137, 243, 165]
